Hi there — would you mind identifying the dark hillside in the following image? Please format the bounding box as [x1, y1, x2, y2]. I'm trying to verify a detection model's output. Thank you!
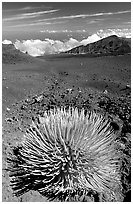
[2, 44, 34, 64]
[65, 35, 131, 56]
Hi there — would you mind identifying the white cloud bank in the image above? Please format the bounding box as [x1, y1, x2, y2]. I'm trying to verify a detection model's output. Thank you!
[97, 28, 131, 38]
[2, 39, 12, 44]
[14, 38, 80, 56]
[2, 28, 131, 57]
[81, 34, 101, 45]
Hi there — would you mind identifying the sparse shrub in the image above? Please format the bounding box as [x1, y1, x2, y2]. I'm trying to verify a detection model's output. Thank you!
[7, 107, 123, 201]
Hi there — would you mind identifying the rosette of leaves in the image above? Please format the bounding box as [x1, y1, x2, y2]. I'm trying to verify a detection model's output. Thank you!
[7, 107, 123, 201]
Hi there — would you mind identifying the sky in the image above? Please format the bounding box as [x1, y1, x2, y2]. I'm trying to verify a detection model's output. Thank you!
[2, 2, 131, 41]
[2, 1, 131, 56]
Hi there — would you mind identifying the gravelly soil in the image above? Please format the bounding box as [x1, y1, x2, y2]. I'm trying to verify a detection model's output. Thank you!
[2, 54, 131, 202]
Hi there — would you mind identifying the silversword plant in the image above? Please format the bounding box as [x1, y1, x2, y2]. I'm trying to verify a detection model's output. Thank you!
[8, 107, 123, 201]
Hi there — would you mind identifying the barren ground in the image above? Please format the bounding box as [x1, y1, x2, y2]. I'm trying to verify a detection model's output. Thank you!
[2, 54, 131, 201]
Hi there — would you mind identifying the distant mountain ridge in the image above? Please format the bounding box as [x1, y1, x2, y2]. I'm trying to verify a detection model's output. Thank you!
[64, 35, 131, 56]
[2, 44, 33, 64]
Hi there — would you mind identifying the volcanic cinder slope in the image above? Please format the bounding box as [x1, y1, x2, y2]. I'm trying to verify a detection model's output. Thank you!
[2, 39, 131, 201]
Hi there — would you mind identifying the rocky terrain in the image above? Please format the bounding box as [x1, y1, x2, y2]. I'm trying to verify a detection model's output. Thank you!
[2, 44, 131, 201]
[64, 35, 131, 56]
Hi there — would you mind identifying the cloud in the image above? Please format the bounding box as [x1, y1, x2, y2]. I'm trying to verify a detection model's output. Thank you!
[40, 29, 86, 33]
[2, 39, 12, 44]
[97, 28, 131, 38]
[81, 34, 101, 45]
[17, 6, 37, 11]
[14, 38, 80, 56]
[6, 28, 130, 57]
[87, 19, 104, 24]
[21, 10, 59, 17]
[9, 21, 67, 28]
[3, 9, 60, 21]
[17, 6, 52, 11]
[35, 10, 130, 23]
[3, 5, 52, 12]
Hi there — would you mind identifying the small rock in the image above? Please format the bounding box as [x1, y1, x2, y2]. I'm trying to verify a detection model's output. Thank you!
[6, 86, 8, 89]
[6, 107, 10, 111]
[126, 84, 131, 89]
[12, 116, 18, 121]
[66, 88, 73, 94]
[18, 127, 22, 131]
[120, 143, 125, 149]
[25, 98, 30, 102]
[21, 105, 27, 110]
[103, 90, 108, 94]
[35, 95, 43, 102]
[5, 118, 13, 123]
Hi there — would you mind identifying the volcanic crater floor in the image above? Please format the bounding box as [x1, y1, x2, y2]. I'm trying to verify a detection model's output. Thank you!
[2, 55, 131, 202]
